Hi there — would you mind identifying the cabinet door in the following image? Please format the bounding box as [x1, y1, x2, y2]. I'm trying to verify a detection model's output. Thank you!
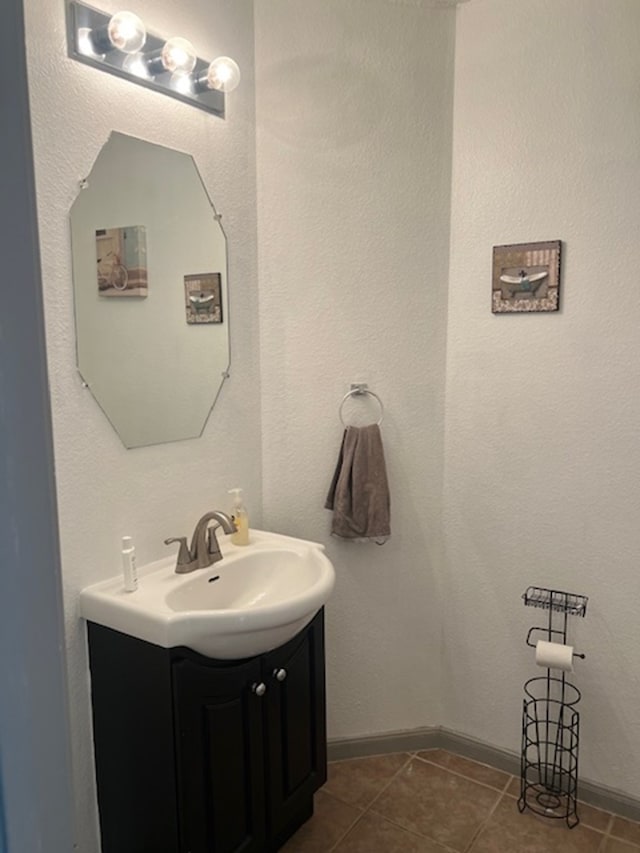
[173, 655, 267, 853]
[88, 624, 180, 853]
[263, 610, 327, 844]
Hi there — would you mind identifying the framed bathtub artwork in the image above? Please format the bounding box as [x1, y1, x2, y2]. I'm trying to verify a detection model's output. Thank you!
[184, 272, 223, 324]
[492, 240, 562, 313]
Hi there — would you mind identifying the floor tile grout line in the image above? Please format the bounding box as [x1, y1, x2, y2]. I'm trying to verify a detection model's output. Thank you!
[608, 831, 640, 846]
[409, 751, 629, 831]
[325, 750, 631, 852]
[365, 755, 500, 853]
[365, 805, 461, 853]
[501, 775, 515, 795]
[504, 786, 614, 840]
[330, 750, 640, 829]
[364, 811, 461, 853]
[325, 808, 367, 853]
[463, 788, 508, 853]
[372, 756, 511, 851]
[323, 752, 414, 812]
[517, 791, 616, 837]
[507, 790, 616, 835]
[409, 754, 621, 837]
[361, 752, 415, 813]
[414, 750, 511, 777]
[602, 812, 613, 846]
[360, 753, 461, 851]
[332, 750, 601, 812]
[325, 753, 415, 853]
[413, 753, 513, 795]
[328, 749, 417, 766]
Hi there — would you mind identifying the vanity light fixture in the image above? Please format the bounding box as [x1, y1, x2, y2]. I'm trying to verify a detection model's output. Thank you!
[68, 1, 241, 117]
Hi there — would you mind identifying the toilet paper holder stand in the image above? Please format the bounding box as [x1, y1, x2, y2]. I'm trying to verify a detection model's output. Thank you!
[519, 585, 589, 830]
[525, 627, 586, 661]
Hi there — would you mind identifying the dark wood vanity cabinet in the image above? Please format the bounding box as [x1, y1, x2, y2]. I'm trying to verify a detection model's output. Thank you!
[88, 609, 327, 853]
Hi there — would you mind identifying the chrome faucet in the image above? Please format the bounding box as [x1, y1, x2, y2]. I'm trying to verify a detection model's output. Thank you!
[165, 510, 236, 574]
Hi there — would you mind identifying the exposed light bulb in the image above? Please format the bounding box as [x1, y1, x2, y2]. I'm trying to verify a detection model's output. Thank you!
[78, 26, 102, 57]
[122, 53, 150, 79]
[170, 72, 194, 95]
[206, 56, 240, 93]
[161, 37, 197, 74]
[107, 11, 146, 54]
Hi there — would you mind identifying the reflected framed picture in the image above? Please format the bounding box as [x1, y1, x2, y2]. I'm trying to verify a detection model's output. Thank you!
[492, 240, 562, 313]
[184, 273, 223, 324]
[96, 225, 148, 297]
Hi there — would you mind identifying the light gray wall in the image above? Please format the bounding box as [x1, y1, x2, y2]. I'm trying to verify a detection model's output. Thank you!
[23, 0, 260, 848]
[255, 0, 456, 739]
[444, 0, 640, 798]
[0, 1, 74, 850]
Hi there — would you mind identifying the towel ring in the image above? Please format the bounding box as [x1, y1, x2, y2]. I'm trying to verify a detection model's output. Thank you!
[339, 384, 384, 427]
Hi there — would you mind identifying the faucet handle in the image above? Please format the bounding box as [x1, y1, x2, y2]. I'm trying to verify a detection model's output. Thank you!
[164, 536, 192, 568]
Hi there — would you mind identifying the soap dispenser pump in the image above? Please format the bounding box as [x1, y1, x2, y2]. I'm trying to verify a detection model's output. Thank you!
[228, 488, 249, 545]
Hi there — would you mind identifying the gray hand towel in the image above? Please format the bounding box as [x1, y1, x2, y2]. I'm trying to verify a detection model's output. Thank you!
[324, 424, 390, 543]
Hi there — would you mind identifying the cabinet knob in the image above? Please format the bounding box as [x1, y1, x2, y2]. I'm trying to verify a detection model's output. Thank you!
[252, 682, 267, 697]
[273, 668, 287, 682]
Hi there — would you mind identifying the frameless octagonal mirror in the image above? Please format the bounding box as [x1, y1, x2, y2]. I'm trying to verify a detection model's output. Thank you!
[70, 132, 229, 448]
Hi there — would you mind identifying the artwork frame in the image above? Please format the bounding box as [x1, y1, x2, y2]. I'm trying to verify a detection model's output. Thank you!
[492, 240, 562, 314]
[184, 272, 223, 324]
[96, 225, 148, 297]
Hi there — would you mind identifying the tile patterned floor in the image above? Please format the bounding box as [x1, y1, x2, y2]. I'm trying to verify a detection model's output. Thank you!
[282, 749, 640, 852]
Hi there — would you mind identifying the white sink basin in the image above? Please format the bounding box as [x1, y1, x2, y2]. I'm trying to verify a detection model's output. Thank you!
[80, 530, 335, 659]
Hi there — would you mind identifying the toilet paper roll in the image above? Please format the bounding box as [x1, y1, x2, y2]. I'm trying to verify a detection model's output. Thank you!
[535, 640, 574, 672]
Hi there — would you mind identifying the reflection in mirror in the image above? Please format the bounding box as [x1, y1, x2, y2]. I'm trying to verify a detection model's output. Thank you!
[70, 132, 229, 448]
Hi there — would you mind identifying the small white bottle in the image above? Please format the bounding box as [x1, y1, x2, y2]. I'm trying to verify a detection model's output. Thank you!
[228, 488, 250, 546]
[121, 536, 138, 592]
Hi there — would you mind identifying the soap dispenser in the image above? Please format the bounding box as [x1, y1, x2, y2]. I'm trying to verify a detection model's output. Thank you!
[228, 488, 249, 545]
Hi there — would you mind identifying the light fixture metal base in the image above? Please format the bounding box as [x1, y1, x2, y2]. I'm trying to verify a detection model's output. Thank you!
[67, 1, 225, 118]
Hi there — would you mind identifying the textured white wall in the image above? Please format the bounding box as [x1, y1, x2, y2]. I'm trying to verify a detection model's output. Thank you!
[23, 1, 259, 849]
[255, 0, 456, 739]
[444, 0, 640, 797]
